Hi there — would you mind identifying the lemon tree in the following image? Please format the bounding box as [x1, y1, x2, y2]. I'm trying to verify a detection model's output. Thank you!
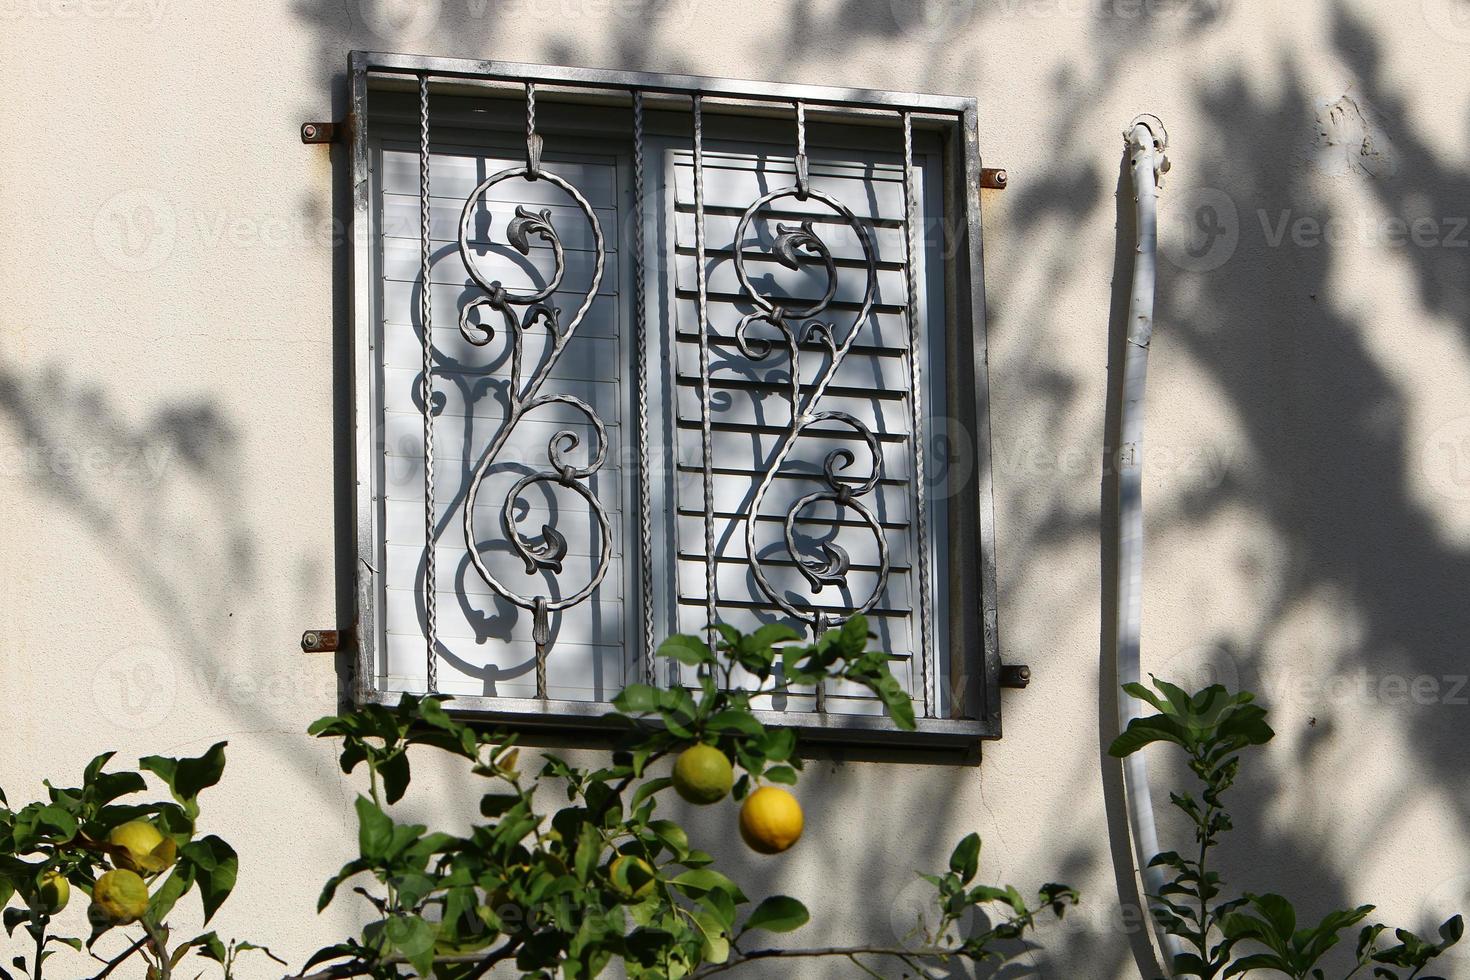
[302, 616, 1078, 979]
[0, 743, 278, 980]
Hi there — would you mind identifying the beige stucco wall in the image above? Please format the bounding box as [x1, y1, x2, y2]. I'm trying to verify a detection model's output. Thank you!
[4, 0, 1469, 976]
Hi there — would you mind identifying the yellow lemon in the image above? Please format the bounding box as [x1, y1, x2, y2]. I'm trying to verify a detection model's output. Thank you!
[91, 869, 149, 924]
[108, 821, 175, 874]
[672, 744, 733, 805]
[739, 786, 803, 855]
[38, 870, 69, 914]
[608, 855, 656, 901]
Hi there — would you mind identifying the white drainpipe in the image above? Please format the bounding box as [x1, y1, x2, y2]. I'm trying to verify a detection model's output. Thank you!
[1115, 113, 1184, 975]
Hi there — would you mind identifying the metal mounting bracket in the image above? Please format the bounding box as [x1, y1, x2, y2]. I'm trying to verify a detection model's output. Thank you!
[301, 121, 341, 144]
[301, 629, 342, 652]
[999, 664, 1031, 689]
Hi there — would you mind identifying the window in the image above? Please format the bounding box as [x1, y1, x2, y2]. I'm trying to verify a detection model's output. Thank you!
[350, 53, 1003, 744]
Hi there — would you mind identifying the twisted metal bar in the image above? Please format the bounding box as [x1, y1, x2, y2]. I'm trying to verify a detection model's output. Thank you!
[693, 94, 717, 654]
[419, 73, 439, 693]
[901, 111, 934, 719]
[525, 81, 542, 175]
[632, 91, 657, 682]
[794, 101, 809, 197]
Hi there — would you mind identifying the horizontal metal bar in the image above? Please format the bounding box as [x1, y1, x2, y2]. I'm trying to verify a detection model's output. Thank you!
[357, 688, 995, 745]
[352, 51, 974, 116]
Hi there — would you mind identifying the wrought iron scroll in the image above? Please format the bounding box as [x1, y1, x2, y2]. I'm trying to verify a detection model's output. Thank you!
[457, 82, 610, 700]
[730, 102, 887, 712]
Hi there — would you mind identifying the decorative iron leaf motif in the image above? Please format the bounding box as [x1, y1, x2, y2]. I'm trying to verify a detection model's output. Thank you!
[507, 206, 556, 256]
[518, 523, 569, 575]
[771, 221, 825, 270]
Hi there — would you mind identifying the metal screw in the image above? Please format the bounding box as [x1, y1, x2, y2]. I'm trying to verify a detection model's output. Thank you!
[302, 124, 319, 140]
[980, 167, 1009, 190]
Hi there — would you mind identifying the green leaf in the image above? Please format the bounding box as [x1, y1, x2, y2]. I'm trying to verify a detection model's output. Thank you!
[574, 824, 602, 882]
[384, 913, 436, 976]
[631, 777, 673, 811]
[692, 908, 730, 965]
[750, 624, 802, 648]
[658, 635, 714, 667]
[741, 896, 809, 934]
[379, 751, 411, 806]
[648, 820, 689, 856]
[34, 806, 77, 839]
[1121, 682, 1169, 714]
[706, 711, 764, 737]
[763, 766, 798, 785]
[189, 932, 228, 964]
[862, 672, 916, 731]
[614, 684, 660, 714]
[182, 835, 238, 923]
[948, 833, 981, 884]
[141, 741, 228, 804]
[146, 860, 197, 922]
[1440, 914, 1464, 948]
[1107, 715, 1191, 757]
[671, 869, 748, 904]
[354, 795, 392, 860]
[757, 727, 797, 763]
[1250, 893, 1297, 948]
[837, 615, 870, 654]
[1149, 677, 1195, 717]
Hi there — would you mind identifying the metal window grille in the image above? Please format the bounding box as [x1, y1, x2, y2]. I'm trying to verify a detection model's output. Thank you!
[350, 52, 1003, 745]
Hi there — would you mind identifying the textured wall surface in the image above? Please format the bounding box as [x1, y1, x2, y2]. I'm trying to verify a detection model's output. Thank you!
[3, 1, 1469, 977]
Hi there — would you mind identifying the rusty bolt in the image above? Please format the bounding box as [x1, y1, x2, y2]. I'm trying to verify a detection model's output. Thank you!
[301, 629, 340, 653]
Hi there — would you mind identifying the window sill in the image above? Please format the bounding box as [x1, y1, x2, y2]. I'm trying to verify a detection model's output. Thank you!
[355, 688, 996, 750]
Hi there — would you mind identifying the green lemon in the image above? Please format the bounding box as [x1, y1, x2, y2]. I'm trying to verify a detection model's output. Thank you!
[91, 869, 149, 924]
[608, 855, 656, 901]
[38, 870, 69, 914]
[672, 744, 733, 805]
[108, 820, 176, 874]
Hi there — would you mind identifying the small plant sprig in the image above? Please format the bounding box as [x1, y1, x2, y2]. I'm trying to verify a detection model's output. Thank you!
[0, 744, 272, 980]
[297, 616, 1076, 979]
[1111, 677, 1462, 979]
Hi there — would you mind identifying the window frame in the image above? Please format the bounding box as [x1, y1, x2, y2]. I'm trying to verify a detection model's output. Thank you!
[348, 51, 1003, 747]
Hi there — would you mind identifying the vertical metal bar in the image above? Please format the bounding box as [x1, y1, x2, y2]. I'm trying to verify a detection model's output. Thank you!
[901, 112, 934, 719]
[418, 74, 439, 694]
[692, 94, 717, 655]
[960, 102, 1001, 730]
[794, 100, 809, 198]
[795, 101, 825, 716]
[350, 52, 379, 706]
[632, 91, 657, 682]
